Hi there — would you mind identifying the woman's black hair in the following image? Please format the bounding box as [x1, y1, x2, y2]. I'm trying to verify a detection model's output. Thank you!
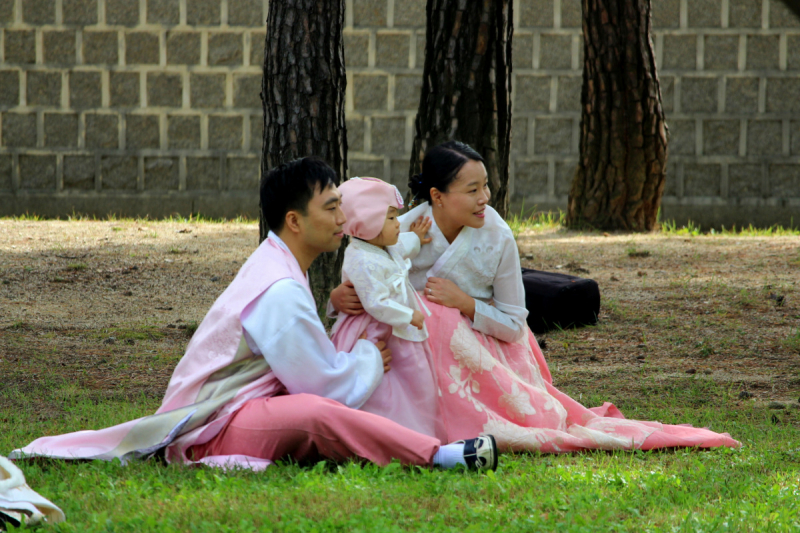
[260, 157, 338, 232]
[408, 141, 485, 205]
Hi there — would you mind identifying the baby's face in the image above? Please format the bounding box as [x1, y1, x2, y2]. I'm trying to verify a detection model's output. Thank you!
[370, 206, 401, 247]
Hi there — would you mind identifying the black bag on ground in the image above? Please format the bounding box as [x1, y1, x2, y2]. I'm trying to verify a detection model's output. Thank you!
[521, 268, 601, 334]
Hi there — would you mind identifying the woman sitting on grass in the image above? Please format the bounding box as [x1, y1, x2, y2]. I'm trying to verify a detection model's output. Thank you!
[331, 140, 740, 454]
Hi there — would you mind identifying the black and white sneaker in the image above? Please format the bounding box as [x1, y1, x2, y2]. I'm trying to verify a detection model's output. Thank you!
[457, 435, 498, 472]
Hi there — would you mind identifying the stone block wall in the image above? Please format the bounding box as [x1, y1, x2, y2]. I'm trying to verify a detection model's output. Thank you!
[2, 0, 799, 226]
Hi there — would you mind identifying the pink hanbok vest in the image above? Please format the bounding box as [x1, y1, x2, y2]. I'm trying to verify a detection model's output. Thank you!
[11, 237, 308, 471]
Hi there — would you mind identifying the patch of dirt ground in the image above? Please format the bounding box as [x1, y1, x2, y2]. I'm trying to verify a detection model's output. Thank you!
[1, 219, 799, 420]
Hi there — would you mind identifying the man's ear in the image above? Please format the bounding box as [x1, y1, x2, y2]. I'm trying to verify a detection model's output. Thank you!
[284, 210, 303, 234]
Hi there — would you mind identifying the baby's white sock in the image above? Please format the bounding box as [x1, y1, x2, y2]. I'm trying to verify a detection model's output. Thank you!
[432, 443, 466, 469]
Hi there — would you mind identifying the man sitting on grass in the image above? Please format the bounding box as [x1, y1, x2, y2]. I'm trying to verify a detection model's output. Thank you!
[11, 158, 497, 473]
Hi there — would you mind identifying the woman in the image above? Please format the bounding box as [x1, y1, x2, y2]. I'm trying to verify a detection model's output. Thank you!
[331, 141, 739, 453]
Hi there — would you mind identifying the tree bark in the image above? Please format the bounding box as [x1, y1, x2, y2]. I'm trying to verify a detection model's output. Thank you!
[259, 0, 348, 316]
[410, 0, 513, 219]
[566, 0, 668, 231]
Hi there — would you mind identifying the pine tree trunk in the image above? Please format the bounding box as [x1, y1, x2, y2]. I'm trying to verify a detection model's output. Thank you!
[410, 0, 513, 219]
[566, 0, 668, 231]
[259, 0, 348, 316]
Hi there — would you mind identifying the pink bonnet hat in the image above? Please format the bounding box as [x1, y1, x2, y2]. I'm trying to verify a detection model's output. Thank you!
[339, 177, 404, 240]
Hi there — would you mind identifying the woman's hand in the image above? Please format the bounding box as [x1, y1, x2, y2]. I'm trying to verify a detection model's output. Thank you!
[409, 216, 433, 244]
[330, 281, 364, 315]
[424, 277, 476, 321]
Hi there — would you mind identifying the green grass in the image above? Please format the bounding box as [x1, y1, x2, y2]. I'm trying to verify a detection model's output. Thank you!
[660, 219, 800, 237]
[1, 212, 256, 224]
[506, 208, 566, 238]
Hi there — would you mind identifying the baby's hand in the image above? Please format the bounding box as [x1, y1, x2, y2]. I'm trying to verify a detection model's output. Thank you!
[409, 216, 432, 244]
[410, 310, 425, 330]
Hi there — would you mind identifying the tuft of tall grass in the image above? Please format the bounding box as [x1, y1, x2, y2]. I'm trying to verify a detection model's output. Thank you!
[660, 219, 800, 237]
[506, 206, 566, 238]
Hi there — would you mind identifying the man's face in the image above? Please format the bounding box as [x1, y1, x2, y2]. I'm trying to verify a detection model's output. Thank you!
[297, 183, 346, 254]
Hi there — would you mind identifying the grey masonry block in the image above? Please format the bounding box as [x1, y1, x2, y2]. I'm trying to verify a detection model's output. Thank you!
[193, 194, 259, 219]
[348, 158, 383, 179]
[191, 73, 226, 109]
[227, 157, 259, 190]
[5, 31, 36, 64]
[660, 76, 675, 113]
[187, 0, 220, 26]
[513, 160, 548, 198]
[44, 113, 79, 147]
[208, 33, 244, 66]
[746, 35, 780, 70]
[229, 0, 264, 27]
[703, 119, 739, 155]
[555, 161, 576, 196]
[556, 75, 581, 112]
[729, 0, 762, 28]
[147, 73, 183, 107]
[346, 118, 365, 152]
[44, 31, 77, 65]
[663, 161, 677, 196]
[728, 164, 761, 197]
[792, 121, 800, 155]
[186, 157, 220, 189]
[416, 33, 425, 69]
[2, 113, 36, 147]
[353, 75, 388, 110]
[353, 0, 386, 27]
[20, 156, 57, 190]
[561, 0, 582, 28]
[394, 0, 425, 27]
[520, 0, 553, 27]
[126, 32, 160, 65]
[0, 0, 13, 23]
[681, 77, 717, 113]
[789, 36, 800, 70]
[652, 0, 680, 28]
[394, 74, 422, 111]
[0, 155, 11, 190]
[148, 0, 180, 25]
[725, 76, 759, 113]
[765, 78, 800, 113]
[768, 164, 799, 197]
[511, 118, 528, 156]
[126, 114, 160, 149]
[101, 156, 138, 190]
[371, 117, 406, 155]
[688, 0, 721, 27]
[144, 157, 179, 189]
[249, 114, 263, 152]
[663, 35, 697, 70]
[110, 72, 140, 107]
[683, 163, 720, 196]
[63, 0, 97, 25]
[389, 159, 410, 191]
[344, 32, 370, 68]
[168, 114, 201, 149]
[233, 74, 262, 109]
[747, 120, 783, 155]
[106, 0, 139, 25]
[250, 30, 267, 67]
[770, 0, 800, 28]
[69, 71, 102, 109]
[83, 31, 119, 65]
[515, 75, 551, 111]
[668, 119, 696, 155]
[534, 117, 573, 154]
[27, 71, 62, 107]
[85, 113, 119, 148]
[63, 155, 96, 189]
[208, 115, 243, 150]
[513, 33, 534, 69]
[167, 32, 201, 65]
[22, 0, 55, 24]
[0, 71, 20, 108]
[539, 34, 573, 70]
[376, 32, 410, 68]
[704, 35, 739, 71]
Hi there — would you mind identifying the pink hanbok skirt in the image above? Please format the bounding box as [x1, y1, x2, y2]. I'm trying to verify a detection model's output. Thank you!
[331, 313, 446, 441]
[422, 297, 740, 453]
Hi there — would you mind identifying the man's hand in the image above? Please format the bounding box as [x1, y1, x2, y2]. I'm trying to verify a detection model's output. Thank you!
[425, 277, 476, 320]
[359, 333, 392, 373]
[410, 310, 425, 330]
[330, 281, 364, 315]
[409, 216, 433, 244]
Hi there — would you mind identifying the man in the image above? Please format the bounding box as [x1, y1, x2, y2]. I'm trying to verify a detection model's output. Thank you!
[12, 158, 497, 472]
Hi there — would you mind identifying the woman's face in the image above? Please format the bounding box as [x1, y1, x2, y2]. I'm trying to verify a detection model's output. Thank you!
[431, 160, 490, 230]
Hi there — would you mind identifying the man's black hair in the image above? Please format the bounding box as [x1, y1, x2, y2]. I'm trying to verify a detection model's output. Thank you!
[260, 157, 339, 233]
